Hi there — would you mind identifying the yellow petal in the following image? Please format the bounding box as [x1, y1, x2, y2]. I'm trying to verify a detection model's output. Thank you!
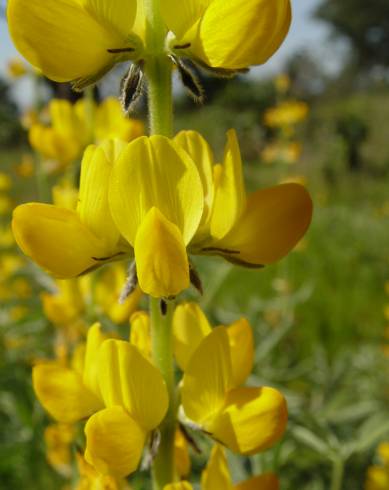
[130, 311, 152, 360]
[378, 442, 389, 466]
[49, 99, 87, 143]
[33, 363, 102, 423]
[366, 466, 389, 489]
[98, 339, 168, 431]
[134, 207, 190, 298]
[12, 203, 112, 278]
[7, 0, 138, 82]
[174, 429, 191, 478]
[181, 327, 233, 426]
[83, 323, 106, 397]
[29, 124, 81, 164]
[95, 97, 145, 142]
[161, 0, 211, 39]
[109, 135, 203, 246]
[174, 130, 215, 231]
[41, 279, 84, 327]
[44, 423, 74, 476]
[201, 445, 233, 490]
[173, 302, 211, 371]
[52, 183, 79, 210]
[209, 386, 288, 455]
[192, 0, 291, 69]
[78, 141, 124, 252]
[163, 483, 193, 490]
[227, 318, 254, 388]
[85, 406, 146, 478]
[234, 473, 279, 490]
[80, 0, 137, 39]
[94, 266, 142, 325]
[209, 130, 246, 240]
[214, 183, 313, 267]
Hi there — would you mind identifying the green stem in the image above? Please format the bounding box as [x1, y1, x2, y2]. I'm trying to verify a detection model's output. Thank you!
[35, 153, 50, 202]
[142, 1, 176, 487]
[330, 459, 345, 490]
[145, 56, 173, 136]
[150, 297, 177, 489]
[143, 0, 173, 137]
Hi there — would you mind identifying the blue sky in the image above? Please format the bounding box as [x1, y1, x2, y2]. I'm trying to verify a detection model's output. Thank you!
[0, 0, 334, 103]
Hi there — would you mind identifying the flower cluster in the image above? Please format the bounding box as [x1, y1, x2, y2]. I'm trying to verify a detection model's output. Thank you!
[13, 130, 312, 298]
[6, 0, 314, 488]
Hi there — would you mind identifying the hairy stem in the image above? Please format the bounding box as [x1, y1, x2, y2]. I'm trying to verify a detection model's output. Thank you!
[143, 0, 176, 488]
[150, 298, 177, 489]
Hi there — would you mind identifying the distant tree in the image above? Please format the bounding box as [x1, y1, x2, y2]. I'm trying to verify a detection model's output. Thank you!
[0, 77, 23, 147]
[336, 113, 368, 172]
[285, 50, 328, 98]
[315, 0, 389, 70]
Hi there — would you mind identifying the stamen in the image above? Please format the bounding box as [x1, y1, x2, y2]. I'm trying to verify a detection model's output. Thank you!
[119, 261, 138, 304]
[173, 43, 191, 49]
[120, 63, 145, 114]
[107, 47, 135, 54]
[160, 299, 168, 316]
[201, 247, 240, 254]
[91, 252, 125, 261]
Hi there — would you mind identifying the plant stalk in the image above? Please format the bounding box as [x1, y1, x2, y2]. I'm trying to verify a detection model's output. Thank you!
[143, 0, 176, 488]
[330, 458, 345, 490]
[144, 0, 173, 137]
[150, 297, 176, 489]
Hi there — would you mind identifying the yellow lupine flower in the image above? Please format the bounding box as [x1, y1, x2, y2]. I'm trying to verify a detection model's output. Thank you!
[14, 131, 311, 298]
[0, 194, 13, 215]
[164, 0, 291, 71]
[109, 135, 204, 298]
[176, 130, 312, 268]
[85, 338, 168, 477]
[52, 182, 79, 211]
[164, 444, 278, 490]
[15, 154, 35, 178]
[29, 97, 144, 167]
[0, 224, 15, 247]
[89, 265, 143, 324]
[164, 483, 192, 490]
[130, 311, 152, 360]
[75, 452, 132, 490]
[94, 97, 144, 143]
[366, 466, 389, 490]
[261, 141, 302, 165]
[378, 443, 389, 467]
[29, 99, 89, 166]
[41, 279, 86, 333]
[0, 172, 12, 191]
[44, 423, 75, 477]
[8, 0, 143, 88]
[33, 323, 168, 478]
[275, 73, 291, 94]
[174, 429, 191, 479]
[110, 130, 312, 298]
[180, 325, 287, 455]
[8, 0, 290, 86]
[7, 57, 28, 78]
[173, 302, 254, 388]
[33, 324, 106, 423]
[13, 140, 131, 278]
[264, 101, 309, 129]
